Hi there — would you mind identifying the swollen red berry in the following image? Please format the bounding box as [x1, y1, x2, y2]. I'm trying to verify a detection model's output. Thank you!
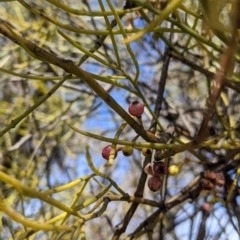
[153, 162, 168, 177]
[102, 145, 117, 160]
[128, 101, 144, 117]
[148, 176, 162, 192]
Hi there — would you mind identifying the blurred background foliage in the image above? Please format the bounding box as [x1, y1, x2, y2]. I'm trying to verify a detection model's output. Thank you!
[0, 0, 240, 239]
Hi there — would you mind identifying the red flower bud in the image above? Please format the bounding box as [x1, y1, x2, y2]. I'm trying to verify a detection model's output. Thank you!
[128, 101, 144, 117]
[102, 145, 117, 160]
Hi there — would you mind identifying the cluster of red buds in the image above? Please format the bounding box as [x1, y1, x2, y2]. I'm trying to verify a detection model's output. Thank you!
[145, 162, 168, 192]
[101, 101, 145, 161]
[101, 101, 169, 192]
[201, 170, 225, 191]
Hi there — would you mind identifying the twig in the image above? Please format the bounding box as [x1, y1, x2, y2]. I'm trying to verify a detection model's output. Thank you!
[0, 20, 155, 142]
[196, 207, 209, 240]
[7, 134, 32, 152]
[195, 0, 238, 144]
[169, 51, 240, 94]
[112, 155, 151, 240]
[150, 49, 171, 133]
[104, 194, 159, 207]
[127, 157, 240, 238]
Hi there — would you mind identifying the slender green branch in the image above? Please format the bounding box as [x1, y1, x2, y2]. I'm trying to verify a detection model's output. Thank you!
[126, 0, 183, 42]
[0, 20, 156, 142]
[0, 171, 84, 218]
[0, 198, 73, 231]
[85, 146, 128, 196]
[45, 0, 142, 16]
